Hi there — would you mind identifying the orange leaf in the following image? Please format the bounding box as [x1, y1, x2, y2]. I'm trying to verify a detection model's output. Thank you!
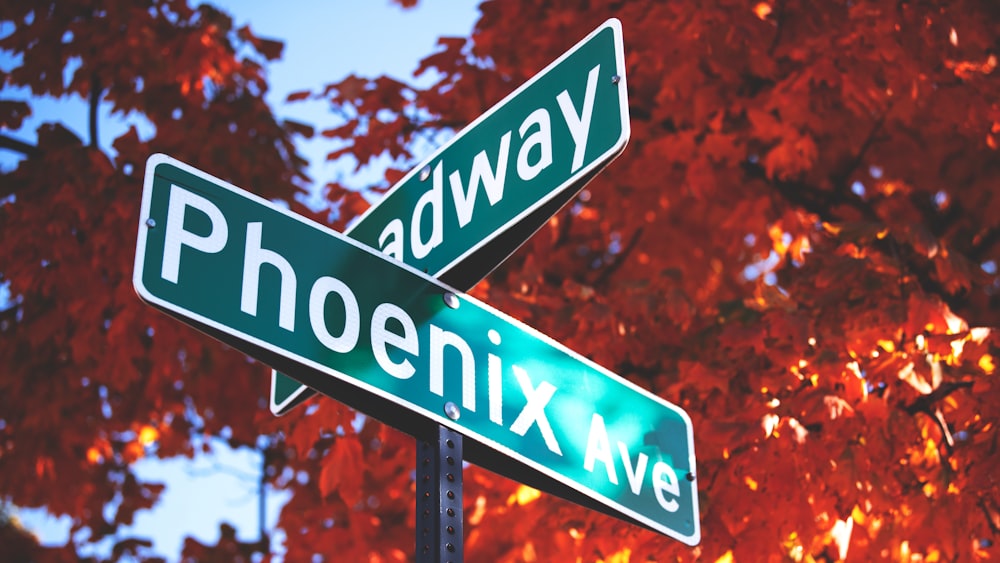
[320, 438, 364, 506]
[286, 90, 312, 102]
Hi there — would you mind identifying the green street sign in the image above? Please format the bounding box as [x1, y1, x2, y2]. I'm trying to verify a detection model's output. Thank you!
[349, 18, 629, 276]
[272, 18, 630, 414]
[133, 154, 699, 545]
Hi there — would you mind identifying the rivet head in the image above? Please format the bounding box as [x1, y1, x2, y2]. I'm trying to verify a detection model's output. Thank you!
[419, 165, 432, 181]
[145, 218, 156, 228]
[686, 472, 696, 482]
[444, 401, 460, 420]
[443, 292, 460, 309]
[611, 74, 621, 84]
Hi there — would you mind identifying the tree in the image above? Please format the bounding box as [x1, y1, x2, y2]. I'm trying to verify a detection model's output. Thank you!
[2, 0, 999, 561]
[1, 1, 307, 560]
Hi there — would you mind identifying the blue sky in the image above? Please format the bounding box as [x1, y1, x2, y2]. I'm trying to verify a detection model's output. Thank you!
[2, 1, 482, 185]
[5, 0, 481, 558]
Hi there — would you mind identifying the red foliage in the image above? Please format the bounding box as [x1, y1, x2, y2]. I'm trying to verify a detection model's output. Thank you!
[2, 0, 999, 561]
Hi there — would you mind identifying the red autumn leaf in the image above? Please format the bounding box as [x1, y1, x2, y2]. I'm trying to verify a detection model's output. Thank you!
[383, 167, 407, 186]
[319, 438, 364, 506]
[285, 89, 313, 102]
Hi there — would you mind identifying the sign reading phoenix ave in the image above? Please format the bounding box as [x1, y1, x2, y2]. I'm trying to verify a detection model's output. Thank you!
[272, 18, 631, 413]
[133, 155, 700, 545]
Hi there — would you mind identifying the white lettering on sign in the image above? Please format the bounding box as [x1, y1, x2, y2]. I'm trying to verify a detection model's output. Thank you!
[557, 64, 600, 173]
[450, 132, 512, 228]
[517, 109, 552, 181]
[376, 64, 602, 262]
[371, 303, 418, 380]
[378, 218, 404, 260]
[308, 276, 360, 353]
[161, 185, 228, 284]
[243, 222, 297, 331]
[619, 441, 649, 495]
[487, 329, 504, 426]
[161, 184, 681, 512]
[584, 413, 618, 484]
[509, 366, 562, 456]
[411, 162, 444, 260]
[430, 325, 477, 412]
[157, 191, 568, 453]
[584, 413, 682, 513]
[653, 459, 681, 512]
[157, 181, 688, 515]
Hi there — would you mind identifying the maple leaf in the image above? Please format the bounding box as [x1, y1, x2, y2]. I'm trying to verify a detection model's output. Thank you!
[286, 90, 313, 102]
[319, 438, 364, 506]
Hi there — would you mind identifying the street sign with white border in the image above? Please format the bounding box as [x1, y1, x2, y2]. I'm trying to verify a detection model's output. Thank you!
[134, 154, 700, 545]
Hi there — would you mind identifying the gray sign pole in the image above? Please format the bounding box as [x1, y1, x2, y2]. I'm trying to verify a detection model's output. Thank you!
[416, 424, 464, 562]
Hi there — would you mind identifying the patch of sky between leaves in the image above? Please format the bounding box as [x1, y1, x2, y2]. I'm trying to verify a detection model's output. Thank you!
[0, 280, 11, 310]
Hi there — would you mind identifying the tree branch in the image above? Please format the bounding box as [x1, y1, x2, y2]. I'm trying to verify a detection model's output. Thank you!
[0, 134, 41, 158]
[746, 156, 983, 319]
[767, 0, 787, 56]
[903, 380, 974, 417]
[742, 160, 878, 222]
[595, 226, 645, 288]
[971, 226, 1000, 263]
[258, 444, 267, 548]
[830, 101, 893, 192]
[978, 496, 1000, 536]
[89, 72, 102, 149]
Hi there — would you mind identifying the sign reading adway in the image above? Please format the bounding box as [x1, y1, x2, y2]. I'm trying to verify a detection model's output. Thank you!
[272, 18, 631, 414]
[351, 18, 628, 276]
[133, 155, 700, 545]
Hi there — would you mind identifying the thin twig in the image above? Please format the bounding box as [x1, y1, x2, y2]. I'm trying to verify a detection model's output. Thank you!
[89, 71, 102, 149]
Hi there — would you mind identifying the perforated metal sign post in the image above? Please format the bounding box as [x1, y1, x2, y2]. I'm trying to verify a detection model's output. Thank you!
[416, 425, 463, 562]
